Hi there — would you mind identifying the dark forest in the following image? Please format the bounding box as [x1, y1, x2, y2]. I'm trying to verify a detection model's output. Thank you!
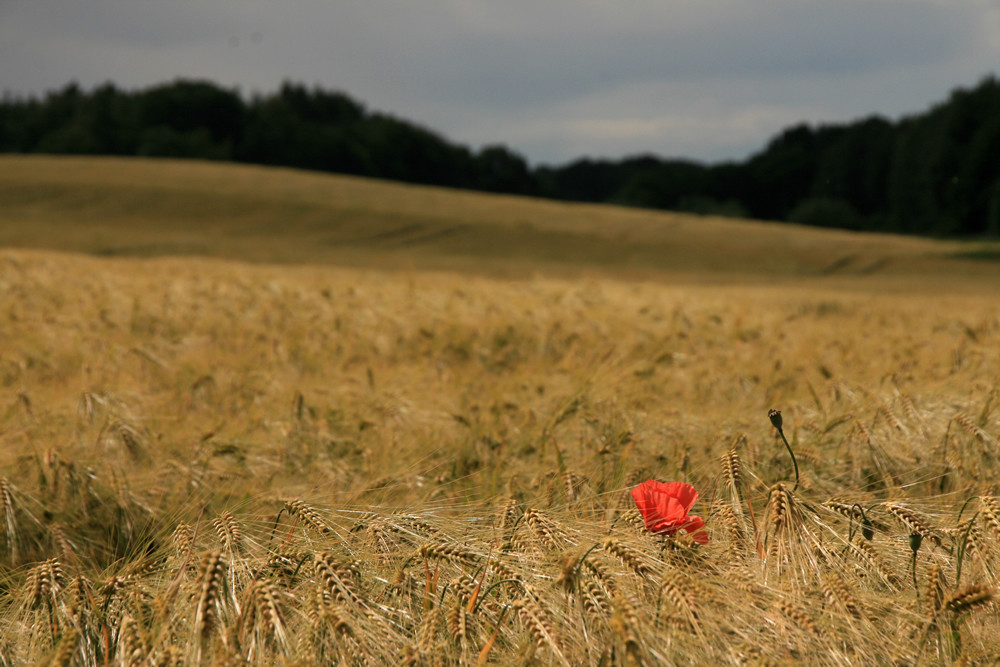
[3, 76, 999, 236]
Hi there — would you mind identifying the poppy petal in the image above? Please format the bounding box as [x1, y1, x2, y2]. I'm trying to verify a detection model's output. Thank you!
[630, 480, 707, 541]
[659, 481, 699, 513]
[657, 495, 682, 523]
[630, 481, 664, 532]
[682, 515, 709, 544]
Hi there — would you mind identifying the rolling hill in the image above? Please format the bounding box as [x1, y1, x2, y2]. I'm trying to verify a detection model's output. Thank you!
[3, 155, 1000, 663]
[2, 155, 997, 289]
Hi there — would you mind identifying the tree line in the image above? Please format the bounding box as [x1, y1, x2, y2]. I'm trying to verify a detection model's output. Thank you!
[2, 77, 999, 236]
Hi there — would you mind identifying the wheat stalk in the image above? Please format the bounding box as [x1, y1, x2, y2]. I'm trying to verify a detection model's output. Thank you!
[777, 600, 821, 638]
[47, 524, 78, 565]
[415, 605, 443, 656]
[979, 496, 1000, 541]
[523, 507, 571, 550]
[192, 550, 227, 661]
[580, 575, 611, 618]
[117, 614, 149, 667]
[47, 628, 79, 667]
[659, 567, 701, 633]
[720, 447, 744, 510]
[712, 503, 747, 556]
[845, 538, 901, 589]
[953, 412, 994, 445]
[305, 587, 359, 666]
[111, 419, 148, 461]
[877, 404, 904, 432]
[602, 538, 653, 579]
[496, 496, 521, 534]
[65, 576, 94, 625]
[171, 522, 193, 562]
[25, 558, 64, 611]
[282, 499, 331, 536]
[618, 508, 647, 535]
[942, 584, 995, 616]
[924, 562, 947, 616]
[240, 579, 290, 658]
[418, 539, 481, 566]
[762, 483, 813, 579]
[609, 592, 646, 666]
[447, 597, 476, 649]
[885, 503, 942, 549]
[213, 510, 245, 556]
[514, 594, 567, 665]
[563, 471, 588, 503]
[1, 478, 19, 564]
[821, 569, 862, 619]
[314, 553, 365, 608]
[148, 645, 184, 667]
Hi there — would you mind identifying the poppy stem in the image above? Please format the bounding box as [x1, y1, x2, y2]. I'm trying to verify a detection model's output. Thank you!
[847, 502, 875, 542]
[768, 409, 799, 491]
[779, 431, 800, 492]
[909, 531, 923, 603]
[955, 511, 978, 586]
[953, 496, 980, 586]
[955, 495, 978, 524]
[472, 579, 527, 615]
[574, 542, 602, 572]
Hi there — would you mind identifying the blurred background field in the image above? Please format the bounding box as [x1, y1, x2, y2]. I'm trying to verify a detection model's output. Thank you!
[2, 157, 1000, 664]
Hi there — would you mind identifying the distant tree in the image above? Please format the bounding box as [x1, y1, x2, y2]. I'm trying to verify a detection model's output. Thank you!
[940, 78, 1000, 234]
[701, 162, 755, 212]
[88, 83, 139, 154]
[138, 80, 244, 153]
[30, 83, 100, 153]
[540, 156, 663, 203]
[788, 197, 861, 230]
[360, 113, 475, 188]
[137, 126, 229, 160]
[610, 160, 707, 209]
[809, 117, 893, 220]
[276, 82, 365, 124]
[744, 124, 818, 220]
[675, 195, 748, 218]
[473, 145, 536, 195]
[41, 83, 85, 131]
[4, 75, 1000, 237]
[987, 179, 1000, 237]
[34, 124, 101, 154]
[886, 113, 951, 234]
[238, 95, 304, 167]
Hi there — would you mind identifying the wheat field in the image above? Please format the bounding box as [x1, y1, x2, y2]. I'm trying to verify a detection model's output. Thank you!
[2, 157, 1000, 665]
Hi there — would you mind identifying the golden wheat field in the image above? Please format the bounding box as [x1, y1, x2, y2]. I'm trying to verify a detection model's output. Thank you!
[3, 156, 1000, 665]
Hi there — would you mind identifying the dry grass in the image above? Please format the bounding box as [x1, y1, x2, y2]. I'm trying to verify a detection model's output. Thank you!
[2, 157, 1000, 663]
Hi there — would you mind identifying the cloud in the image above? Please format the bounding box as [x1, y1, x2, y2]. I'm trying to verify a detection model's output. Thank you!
[309, 0, 978, 108]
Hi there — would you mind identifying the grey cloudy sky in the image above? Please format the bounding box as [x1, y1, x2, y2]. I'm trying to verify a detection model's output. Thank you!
[1, 1, 998, 166]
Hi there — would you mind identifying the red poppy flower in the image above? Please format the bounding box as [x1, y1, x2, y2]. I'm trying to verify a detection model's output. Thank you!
[630, 480, 709, 544]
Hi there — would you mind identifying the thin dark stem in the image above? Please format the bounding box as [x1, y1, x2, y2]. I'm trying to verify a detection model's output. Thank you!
[776, 427, 799, 491]
[909, 531, 923, 604]
[955, 512, 978, 586]
[472, 579, 527, 615]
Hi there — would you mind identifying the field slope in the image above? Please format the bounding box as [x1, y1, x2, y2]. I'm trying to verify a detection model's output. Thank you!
[2, 155, 998, 287]
[1, 156, 1000, 664]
